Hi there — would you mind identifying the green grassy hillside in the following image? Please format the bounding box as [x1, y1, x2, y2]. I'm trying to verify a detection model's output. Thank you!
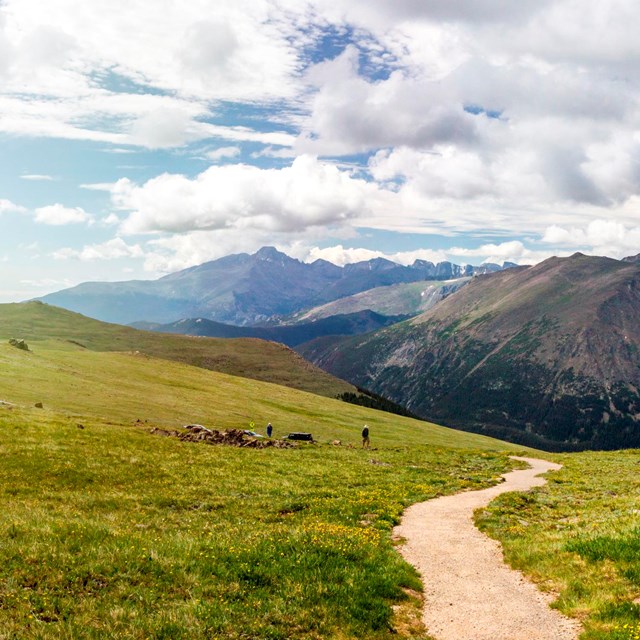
[0, 314, 527, 639]
[0, 334, 524, 450]
[0, 302, 353, 399]
[477, 450, 640, 639]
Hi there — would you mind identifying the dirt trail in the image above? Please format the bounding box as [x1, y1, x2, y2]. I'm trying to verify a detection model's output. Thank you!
[394, 456, 581, 640]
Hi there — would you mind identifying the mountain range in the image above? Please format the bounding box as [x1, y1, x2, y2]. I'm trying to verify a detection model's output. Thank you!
[299, 253, 640, 451]
[37, 247, 515, 325]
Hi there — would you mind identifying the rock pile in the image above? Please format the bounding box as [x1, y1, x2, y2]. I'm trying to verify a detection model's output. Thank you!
[8, 338, 29, 351]
[150, 425, 295, 449]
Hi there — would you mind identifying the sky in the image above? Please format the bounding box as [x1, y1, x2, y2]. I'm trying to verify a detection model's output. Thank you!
[1, 0, 640, 301]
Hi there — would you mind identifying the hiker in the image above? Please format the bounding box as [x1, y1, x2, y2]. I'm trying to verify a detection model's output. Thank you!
[362, 424, 370, 448]
[266, 423, 273, 438]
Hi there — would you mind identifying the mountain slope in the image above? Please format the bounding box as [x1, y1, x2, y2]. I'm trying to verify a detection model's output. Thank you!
[132, 310, 403, 347]
[300, 254, 640, 450]
[37, 246, 515, 325]
[0, 302, 354, 398]
[293, 279, 470, 322]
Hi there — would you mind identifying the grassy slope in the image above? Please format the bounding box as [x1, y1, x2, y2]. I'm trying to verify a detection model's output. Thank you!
[0, 302, 353, 399]
[476, 451, 640, 639]
[0, 339, 524, 449]
[0, 330, 527, 639]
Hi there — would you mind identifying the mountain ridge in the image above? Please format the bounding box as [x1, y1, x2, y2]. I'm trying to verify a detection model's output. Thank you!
[36, 246, 517, 325]
[299, 253, 640, 451]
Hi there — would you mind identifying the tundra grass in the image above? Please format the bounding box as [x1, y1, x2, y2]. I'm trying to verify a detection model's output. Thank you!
[0, 302, 353, 398]
[0, 404, 514, 639]
[476, 450, 640, 639]
[0, 341, 527, 451]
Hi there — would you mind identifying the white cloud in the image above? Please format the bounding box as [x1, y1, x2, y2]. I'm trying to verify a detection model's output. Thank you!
[447, 241, 559, 265]
[0, 0, 303, 147]
[205, 146, 241, 162]
[389, 248, 452, 265]
[0, 198, 27, 214]
[129, 106, 208, 149]
[305, 245, 385, 265]
[304, 0, 551, 28]
[79, 182, 114, 191]
[53, 237, 144, 261]
[114, 155, 387, 235]
[2, 0, 640, 268]
[102, 213, 121, 226]
[295, 47, 478, 156]
[541, 219, 640, 259]
[305, 244, 449, 266]
[34, 204, 91, 225]
[20, 174, 55, 181]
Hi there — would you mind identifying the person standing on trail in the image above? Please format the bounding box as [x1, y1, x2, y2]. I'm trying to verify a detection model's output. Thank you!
[361, 425, 370, 448]
[266, 423, 273, 438]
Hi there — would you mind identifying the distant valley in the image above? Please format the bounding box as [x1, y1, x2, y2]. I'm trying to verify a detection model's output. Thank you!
[132, 309, 405, 347]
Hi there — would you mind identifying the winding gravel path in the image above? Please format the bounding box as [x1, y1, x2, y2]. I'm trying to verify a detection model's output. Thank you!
[393, 457, 581, 640]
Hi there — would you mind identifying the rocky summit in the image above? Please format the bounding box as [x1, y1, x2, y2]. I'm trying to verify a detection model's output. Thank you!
[300, 254, 640, 451]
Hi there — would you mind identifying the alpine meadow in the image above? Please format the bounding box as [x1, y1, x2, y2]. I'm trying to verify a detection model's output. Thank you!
[2, 1, 640, 639]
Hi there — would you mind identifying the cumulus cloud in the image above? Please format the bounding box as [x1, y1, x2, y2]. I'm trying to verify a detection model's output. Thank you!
[113, 155, 387, 235]
[304, 0, 552, 28]
[53, 238, 145, 261]
[541, 219, 640, 259]
[447, 241, 560, 265]
[0, 199, 27, 214]
[3, 0, 640, 271]
[0, 0, 302, 147]
[296, 46, 478, 156]
[205, 146, 241, 162]
[34, 204, 91, 225]
[305, 244, 449, 266]
[306, 245, 386, 265]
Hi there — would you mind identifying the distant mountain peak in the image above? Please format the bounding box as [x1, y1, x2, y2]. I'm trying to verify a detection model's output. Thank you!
[254, 246, 293, 263]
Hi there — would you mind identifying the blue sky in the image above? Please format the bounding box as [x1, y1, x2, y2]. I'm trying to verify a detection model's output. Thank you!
[1, 0, 640, 302]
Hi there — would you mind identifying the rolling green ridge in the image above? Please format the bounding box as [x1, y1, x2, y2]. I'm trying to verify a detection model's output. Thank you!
[0, 302, 353, 399]
[0, 332, 520, 451]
